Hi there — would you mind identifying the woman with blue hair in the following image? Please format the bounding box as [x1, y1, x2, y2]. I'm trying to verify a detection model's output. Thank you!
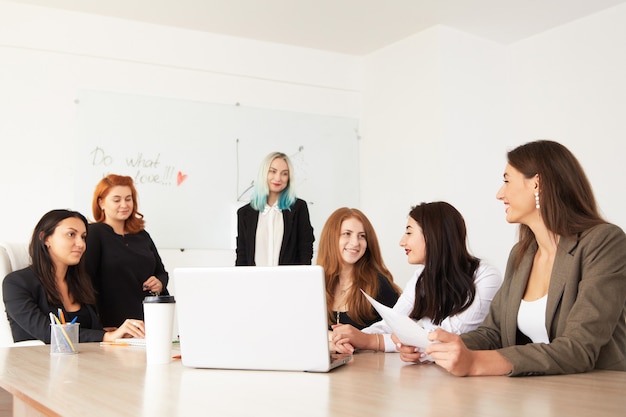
[236, 152, 314, 266]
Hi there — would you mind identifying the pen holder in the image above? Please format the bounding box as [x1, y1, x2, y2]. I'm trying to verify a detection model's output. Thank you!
[50, 323, 79, 354]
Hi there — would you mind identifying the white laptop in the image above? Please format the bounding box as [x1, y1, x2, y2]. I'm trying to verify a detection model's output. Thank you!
[174, 265, 352, 372]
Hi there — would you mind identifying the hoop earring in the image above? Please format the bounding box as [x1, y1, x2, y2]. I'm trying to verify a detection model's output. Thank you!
[534, 192, 540, 209]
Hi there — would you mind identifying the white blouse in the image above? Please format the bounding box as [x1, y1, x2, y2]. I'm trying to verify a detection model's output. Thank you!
[362, 262, 503, 352]
[254, 203, 284, 266]
[517, 295, 550, 344]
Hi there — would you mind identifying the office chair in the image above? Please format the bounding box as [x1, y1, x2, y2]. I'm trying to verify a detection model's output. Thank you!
[0, 242, 44, 347]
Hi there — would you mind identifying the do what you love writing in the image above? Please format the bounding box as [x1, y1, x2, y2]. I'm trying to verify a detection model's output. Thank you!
[89, 146, 188, 186]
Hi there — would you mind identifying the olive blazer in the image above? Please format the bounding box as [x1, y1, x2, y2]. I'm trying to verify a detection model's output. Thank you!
[462, 223, 626, 376]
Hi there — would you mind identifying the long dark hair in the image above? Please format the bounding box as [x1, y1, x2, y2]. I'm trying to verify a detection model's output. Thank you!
[507, 140, 606, 267]
[30, 209, 96, 306]
[409, 202, 479, 325]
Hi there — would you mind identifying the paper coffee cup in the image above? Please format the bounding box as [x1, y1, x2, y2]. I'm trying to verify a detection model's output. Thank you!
[143, 295, 176, 365]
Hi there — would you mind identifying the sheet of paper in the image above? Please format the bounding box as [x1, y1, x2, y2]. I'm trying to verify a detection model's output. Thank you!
[361, 290, 433, 359]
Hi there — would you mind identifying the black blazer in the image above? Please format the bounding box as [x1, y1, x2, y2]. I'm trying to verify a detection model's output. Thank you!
[236, 198, 315, 266]
[3, 267, 106, 343]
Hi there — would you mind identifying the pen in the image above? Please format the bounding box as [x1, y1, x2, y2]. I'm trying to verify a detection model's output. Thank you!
[100, 342, 131, 346]
[70, 316, 78, 325]
[58, 308, 66, 324]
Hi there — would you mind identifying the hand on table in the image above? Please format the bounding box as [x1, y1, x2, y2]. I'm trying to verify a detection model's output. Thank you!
[102, 319, 145, 342]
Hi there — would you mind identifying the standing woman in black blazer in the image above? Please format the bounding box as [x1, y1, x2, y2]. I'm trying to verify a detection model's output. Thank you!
[236, 152, 314, 266]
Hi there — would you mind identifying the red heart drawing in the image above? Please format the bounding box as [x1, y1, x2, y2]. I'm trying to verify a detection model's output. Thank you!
[177, 171, 188, 186]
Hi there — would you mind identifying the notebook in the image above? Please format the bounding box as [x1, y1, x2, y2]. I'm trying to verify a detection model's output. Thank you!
[114, 338, 179, 346]
[173, 265, 352, 372]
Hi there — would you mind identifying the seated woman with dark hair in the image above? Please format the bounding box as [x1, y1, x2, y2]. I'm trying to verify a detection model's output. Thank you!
[3, 209, 145, 344]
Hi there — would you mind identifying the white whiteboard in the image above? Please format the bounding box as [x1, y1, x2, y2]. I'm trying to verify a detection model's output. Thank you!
[74, 90, 360, 250]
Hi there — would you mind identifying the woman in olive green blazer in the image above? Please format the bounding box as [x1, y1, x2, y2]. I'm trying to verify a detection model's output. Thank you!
[460, 223, 626, 376]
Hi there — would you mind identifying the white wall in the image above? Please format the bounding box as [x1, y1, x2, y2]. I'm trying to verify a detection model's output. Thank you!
[360, 26, 513, 286]
[2, 1, 626, 291]
[505, 5, 626, 227]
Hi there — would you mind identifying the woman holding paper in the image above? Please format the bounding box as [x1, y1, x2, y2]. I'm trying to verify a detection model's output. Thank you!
[404, 140, 626, 376]
[3, 209, 145, 344]
[318, 207, 401, 330]
[332, 202, 502, 354]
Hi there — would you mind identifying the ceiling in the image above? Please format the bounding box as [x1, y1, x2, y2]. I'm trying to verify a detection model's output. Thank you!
[8, 0, 626, 55]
